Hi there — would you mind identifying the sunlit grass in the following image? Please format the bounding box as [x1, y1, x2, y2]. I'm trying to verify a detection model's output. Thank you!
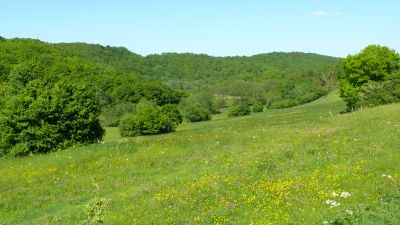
[0, 93, 399, 224]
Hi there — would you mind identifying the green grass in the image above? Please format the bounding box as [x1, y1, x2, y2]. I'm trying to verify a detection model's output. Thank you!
[1, 93, 399, 225]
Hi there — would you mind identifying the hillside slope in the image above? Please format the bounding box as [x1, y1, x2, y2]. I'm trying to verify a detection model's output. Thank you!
[1, 94, 399, 224]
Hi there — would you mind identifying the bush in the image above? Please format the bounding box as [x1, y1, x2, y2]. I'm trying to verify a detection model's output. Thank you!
[252, 102, 264, 113]
[228, 103, 251, 117]
[83, 197, 110, 225]
[295, 91, 323, 104]
[212, 98, 227, 113]
[182, 91, 220, 114]
[118, 114, 138, 137]
[182, 104, 211, 122]
[119, 103, 182, 137]
[99, 102, 136, 127]
[0, 79, 104, 156]
[356, 79, 400, 108]
[161, 104, 183, 125]
[268, 99, 297, 109]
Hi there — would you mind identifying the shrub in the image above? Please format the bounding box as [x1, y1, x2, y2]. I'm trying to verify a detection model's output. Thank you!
[82, 197, 110, 225]
[182, 91, 220, 114]
[228, 103, 251, 117]
[119, 103, 182, 137]
[161, 104, 183, 126]
[209, 98, 227, 114]
[118, 114, 139, 137]
[0, 79, 104, 156]
[356, 79, 400, 108]
[182, 104, 211, 122]
[268, 99, 297, 109]
[0, 82, 10, 108]
[252, 102, 264, 113]
[99, 102, 136, 127]
[295, 91, 323, 104]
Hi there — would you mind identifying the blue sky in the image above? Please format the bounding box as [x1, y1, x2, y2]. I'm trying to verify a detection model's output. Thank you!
[1, 0, 399, 57]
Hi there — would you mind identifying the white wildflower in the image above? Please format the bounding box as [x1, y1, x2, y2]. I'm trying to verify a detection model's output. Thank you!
[322, 221, 329, 225]
[325, 199, 340, 208]
[345, 209, 353, 215]
[332, 192, 339, 197]
[382, 174, 393, 180]
[118, 138, 128, 144]
[340, 192, 351, 198]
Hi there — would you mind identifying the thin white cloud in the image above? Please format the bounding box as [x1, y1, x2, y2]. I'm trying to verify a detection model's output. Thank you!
[310, 11, 328, 17]
[335, 11, 343, 16]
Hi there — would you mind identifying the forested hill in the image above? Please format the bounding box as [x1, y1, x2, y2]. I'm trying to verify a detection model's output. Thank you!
[143, 52, 340, 82]
[54, 43, 341, 90]
[56, 42, 340, 105]
[54, 42, 144, 73]
[51, 42, 341, 83]
[142, 52, 340, 90]
[53, 40, 341, 108]
[0, 38, 185, 128]
[0, 37, 341, 109]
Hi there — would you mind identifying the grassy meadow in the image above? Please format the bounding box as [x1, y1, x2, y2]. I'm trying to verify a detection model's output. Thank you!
[0, 93, 399, 224]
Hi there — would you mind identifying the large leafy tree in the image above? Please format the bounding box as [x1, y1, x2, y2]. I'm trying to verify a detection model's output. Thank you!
[0, 61, 104, 156]
[340, 45, 400, 110]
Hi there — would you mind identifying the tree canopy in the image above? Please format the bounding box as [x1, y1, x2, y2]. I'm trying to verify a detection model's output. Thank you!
[0, 67, 104, 156]
[340, 45, 400, 110]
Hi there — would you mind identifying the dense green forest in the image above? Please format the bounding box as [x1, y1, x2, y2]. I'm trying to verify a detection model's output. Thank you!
[0, 38, 184, 120]
[0, 37, 341, 112]
[55, 42, 341, 108]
